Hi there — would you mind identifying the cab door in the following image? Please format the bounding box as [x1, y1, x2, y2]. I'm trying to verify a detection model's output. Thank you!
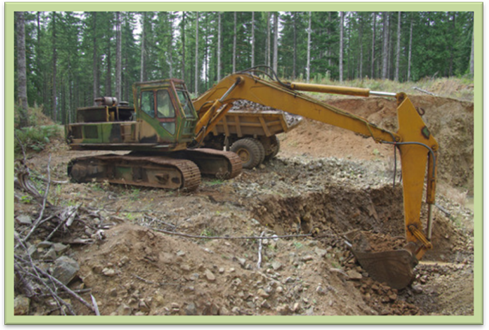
[138, 88, 177, 144]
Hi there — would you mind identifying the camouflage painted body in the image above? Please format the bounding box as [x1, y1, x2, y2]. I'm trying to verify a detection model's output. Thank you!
[66, 79, 197, 152]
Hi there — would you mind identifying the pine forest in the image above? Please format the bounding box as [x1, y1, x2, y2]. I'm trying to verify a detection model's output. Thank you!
[14, 11, 474, 127]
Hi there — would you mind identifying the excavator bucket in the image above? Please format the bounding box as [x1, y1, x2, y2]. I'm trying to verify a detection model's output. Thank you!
[346, 231, 418, 290]
[351, 249, 418, 290]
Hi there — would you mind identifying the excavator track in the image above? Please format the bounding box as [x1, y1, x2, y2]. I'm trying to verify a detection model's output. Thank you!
[175, 148, 243, 180]
[68, 154, 201, 191]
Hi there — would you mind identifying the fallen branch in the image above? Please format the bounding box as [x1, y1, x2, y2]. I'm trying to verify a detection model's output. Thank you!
[257, 231, 265, 269]
[413, 86, 436, 96]
[36, 154, 52, 224]
[91, 295, 100, 316]
[44, 205, 80, 242]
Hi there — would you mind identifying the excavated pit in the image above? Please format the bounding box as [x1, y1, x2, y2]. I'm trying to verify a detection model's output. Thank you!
[254, 185, 404, 248]
[252, 184, 470, 264]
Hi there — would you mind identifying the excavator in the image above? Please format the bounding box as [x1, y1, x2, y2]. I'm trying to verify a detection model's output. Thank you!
[65, 66, 438, 290]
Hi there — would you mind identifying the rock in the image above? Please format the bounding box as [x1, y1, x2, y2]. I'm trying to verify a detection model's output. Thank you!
[220, 306, 231, 315]
[204, 269, 216, 282]
[184, 302, 198, 315]
[102, 268, 116, 277]
[257, 288, 269, 298]
[52, 256, 79, 285]
[271, 261, 283, 271]
[301, 255, 314, 262]
[276, 304, 291, 315]
[14, 295, 30, 315]
[180, 264, 191, 272]
[411, 285, 423, 294]
[42, 248, 57, 260]
[52, 243, 69, 254]
[231, 306, 240, 314]
[176, 250, 186, 257]
[37, 241, 53, 248]
[116, 303, 132, 315]
[314, 247, 328, 257]
[219, 267, 225, 274]
[16, 215, 32, 225]
[236, 258, 246, 267]
[139, 300, 151, 313]
[291, 302, 300, 312]
[347, 270, 363, 280]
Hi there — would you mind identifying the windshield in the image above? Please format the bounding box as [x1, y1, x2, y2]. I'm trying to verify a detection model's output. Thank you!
[176, 90, 196, 119]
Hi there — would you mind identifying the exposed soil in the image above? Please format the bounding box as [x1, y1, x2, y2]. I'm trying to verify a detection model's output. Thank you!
[13, 94, 475, 318]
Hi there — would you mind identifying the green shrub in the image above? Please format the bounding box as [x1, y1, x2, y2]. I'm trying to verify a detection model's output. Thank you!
[14, 125, 61, 153]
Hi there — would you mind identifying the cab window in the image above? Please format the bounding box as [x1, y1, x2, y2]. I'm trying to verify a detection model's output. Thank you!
[176, 90, 196, 119]
[156, 90, 175, 118]
[140, 91, 155, 118]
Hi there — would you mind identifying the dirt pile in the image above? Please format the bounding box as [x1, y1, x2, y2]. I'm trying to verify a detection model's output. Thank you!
[280, 95, 474, 194]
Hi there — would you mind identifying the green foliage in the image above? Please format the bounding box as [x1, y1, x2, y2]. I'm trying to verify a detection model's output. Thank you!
[16, 10, 474, 125]
[14, 125, 61, 153]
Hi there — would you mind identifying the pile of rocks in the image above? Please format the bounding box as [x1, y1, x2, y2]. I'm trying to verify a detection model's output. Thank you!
[229, 99, 303, 128]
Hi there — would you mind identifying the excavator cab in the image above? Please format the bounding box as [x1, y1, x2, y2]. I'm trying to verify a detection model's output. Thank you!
[132, 79, 199, 151]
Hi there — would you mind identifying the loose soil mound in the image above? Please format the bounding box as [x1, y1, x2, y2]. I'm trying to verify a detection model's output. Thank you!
[280, 95, 474, 194]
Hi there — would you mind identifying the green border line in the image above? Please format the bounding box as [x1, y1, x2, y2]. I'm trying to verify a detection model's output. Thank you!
[4, 2, 483, 325]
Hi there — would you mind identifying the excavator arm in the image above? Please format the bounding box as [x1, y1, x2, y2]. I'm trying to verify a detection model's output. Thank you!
[193, 71, 439, 289]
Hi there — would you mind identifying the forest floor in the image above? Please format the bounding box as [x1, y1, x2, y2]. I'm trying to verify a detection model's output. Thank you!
[12, 83, 476, 318]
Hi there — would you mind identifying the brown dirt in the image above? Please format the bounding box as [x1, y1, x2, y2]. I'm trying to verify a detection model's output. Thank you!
[13, 94, 475, 317]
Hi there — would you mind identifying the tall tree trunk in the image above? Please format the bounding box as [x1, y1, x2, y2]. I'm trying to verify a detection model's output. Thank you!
[339, 11, 344, 82]
[407, 14, 413, 81]
[52, 12, 58, 120]
[448, 13, 455, 76]
[204, 13, 208, 90]
[359, 15, 363, 79]
[395, 12, 401, 81]
[61, 79, 66, 124]
[306, 12, 311, 82]
[382, 12, 389, 79]
[92, 12, 98, 104]
[387, 13, 392, 79]
[371, 12, 376, 79]
[267, 12, 271, 67]
[168, 12, 174, 77]
[347, 13, 351, 80]
[195, 12, 199, 94]
[16, 12, 29, 127]
[233, 12, 237, 72]
[328, 12, 332, 68]
[273, 12, 278, 74]
[116, 12, 122, 102]
[217, 12, 221, 80]
[36, 12, 45, 107]
[292, 13, 297, 79]
[106, 37, 112, 96]
[140, 12, 146, 82]
[469, 27, 474, 77]
[251, 12, 255, 68]
[181, 12, 186, 81]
